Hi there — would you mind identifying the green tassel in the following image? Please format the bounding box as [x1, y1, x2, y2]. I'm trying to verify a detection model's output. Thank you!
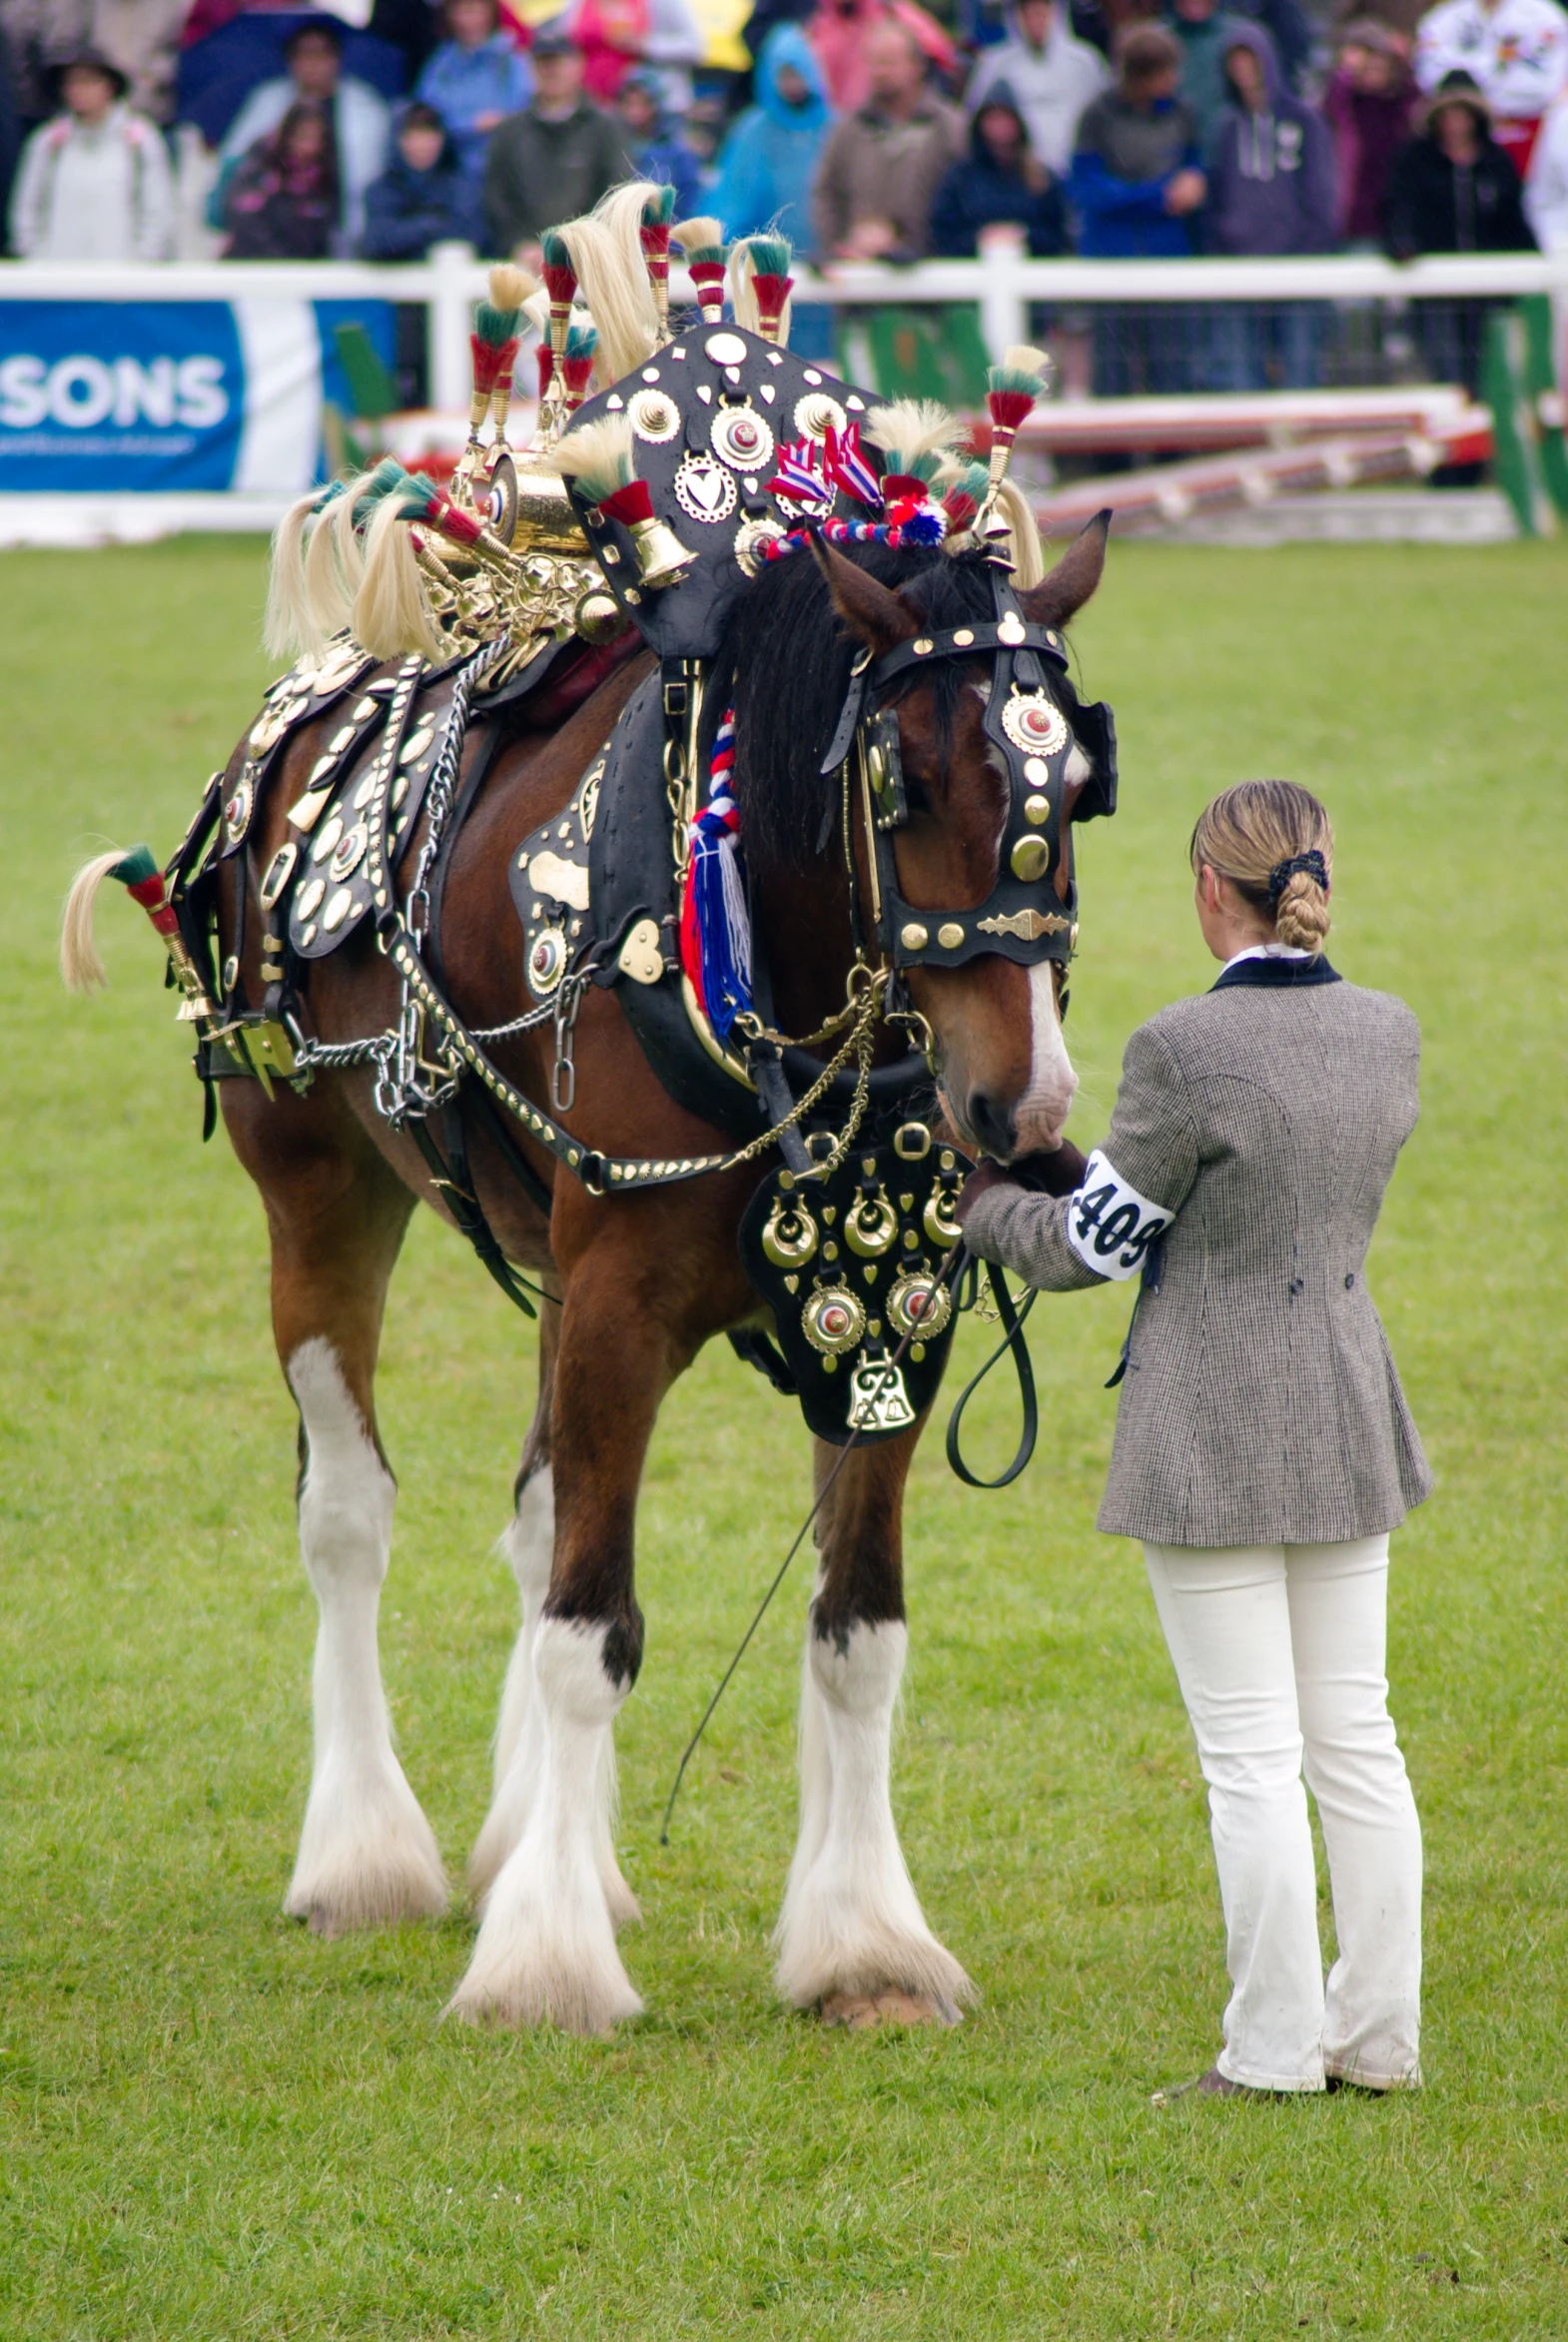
[743, 235, 792, 279]
[109, 845, 160, 889]
[475, 298, 522, 349]
[987, 361, 1047, 399]
[565, 322, 599, 362]
[641, 184, 676, 227]
[541, 229, 572, 272]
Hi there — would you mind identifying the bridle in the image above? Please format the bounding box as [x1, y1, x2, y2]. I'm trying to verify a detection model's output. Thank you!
[822, 566, 1118, 982]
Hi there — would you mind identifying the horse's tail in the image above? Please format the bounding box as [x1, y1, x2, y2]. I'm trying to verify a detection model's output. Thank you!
[61, 849, 134, 994]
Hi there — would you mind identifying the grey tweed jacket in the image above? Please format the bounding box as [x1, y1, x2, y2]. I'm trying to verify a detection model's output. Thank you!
[963, 961, 1433, 1547]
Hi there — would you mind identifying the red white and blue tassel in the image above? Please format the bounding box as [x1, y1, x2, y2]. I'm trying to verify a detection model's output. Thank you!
[679, 707, 752, 1042]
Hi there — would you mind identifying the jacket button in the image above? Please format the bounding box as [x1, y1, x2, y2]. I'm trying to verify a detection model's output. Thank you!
[1289, 1277, 1304, 1296]
[1344, 1273, 1355, 1288]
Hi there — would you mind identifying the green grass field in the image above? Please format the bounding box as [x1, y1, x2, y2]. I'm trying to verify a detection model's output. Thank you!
[2, 535, 1565, 2341]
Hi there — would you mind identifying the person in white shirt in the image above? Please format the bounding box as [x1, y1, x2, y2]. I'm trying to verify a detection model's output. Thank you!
[9, 46, 173, 260]
[217, 20, 390, 257]
[1523, 86, 1568, 239]
[966, 0, 1109, 178]
[1413, 0, 1568, 177]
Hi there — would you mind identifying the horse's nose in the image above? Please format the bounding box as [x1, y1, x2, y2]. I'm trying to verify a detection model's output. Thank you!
[967, 1091, 1017, 1163]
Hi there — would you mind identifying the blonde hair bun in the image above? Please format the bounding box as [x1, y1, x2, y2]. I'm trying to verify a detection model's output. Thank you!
[1190, 780, 1333, 955]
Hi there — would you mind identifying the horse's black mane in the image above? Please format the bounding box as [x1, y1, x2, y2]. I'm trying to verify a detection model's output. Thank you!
[711, 545, 1008, 877]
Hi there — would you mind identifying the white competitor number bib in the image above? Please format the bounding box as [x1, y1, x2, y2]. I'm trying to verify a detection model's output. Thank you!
[1066, 1151, 1175, 1281]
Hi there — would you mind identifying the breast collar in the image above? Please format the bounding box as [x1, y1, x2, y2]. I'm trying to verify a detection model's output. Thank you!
[821, 568, 1118, 974]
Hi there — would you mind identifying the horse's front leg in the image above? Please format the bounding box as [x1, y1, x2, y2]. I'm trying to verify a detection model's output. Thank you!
[774, 1433, 975, 2028]
[447, 1240, 664, 2032]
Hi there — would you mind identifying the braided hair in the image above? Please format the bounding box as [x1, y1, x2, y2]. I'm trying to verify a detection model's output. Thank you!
[1189, 780, 1333, 954]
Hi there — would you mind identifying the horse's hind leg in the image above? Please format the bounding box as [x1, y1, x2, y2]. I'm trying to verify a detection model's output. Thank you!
[228, 1084, 447, 1935]
[773, 1436, 974, 2028]
[449, 1243, 666, 2031]
[466, 1285, 635, 1925]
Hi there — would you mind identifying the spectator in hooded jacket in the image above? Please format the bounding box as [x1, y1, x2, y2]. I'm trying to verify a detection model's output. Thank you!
[1165, 0, 1256, 147]
[1384, 67, 1536, 389]
[614, 63, 699, 211]
[362, 98, 485, 254]
[1320, 18, 1419, 246]
[1205, 24, 1336, 387]
[9, 44, 172, 256]
[217, 22, 390, 256]
[930, 79, 1068, 251]
[965, 0, 1108, 177]
[414, 0, 532, 182]
[1413, 0, 1568, 179]
[1072, 23, 1206, 390]
[710, 22, 832, 251]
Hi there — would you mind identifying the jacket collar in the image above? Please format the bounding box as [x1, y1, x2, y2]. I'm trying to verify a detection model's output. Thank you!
[1212, 954, 1341, 991]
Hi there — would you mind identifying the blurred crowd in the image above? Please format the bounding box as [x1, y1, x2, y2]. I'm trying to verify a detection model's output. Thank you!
[3, 0, 1565, 371]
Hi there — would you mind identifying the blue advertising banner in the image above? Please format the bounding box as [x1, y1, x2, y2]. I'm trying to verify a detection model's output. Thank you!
[0, 299, 395, 493]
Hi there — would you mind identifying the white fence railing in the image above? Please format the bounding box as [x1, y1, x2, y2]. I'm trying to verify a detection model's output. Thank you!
[3, 248, 1564, 412]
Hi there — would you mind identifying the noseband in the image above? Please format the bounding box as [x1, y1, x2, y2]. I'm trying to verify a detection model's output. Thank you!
[822, 568, 1118, 976]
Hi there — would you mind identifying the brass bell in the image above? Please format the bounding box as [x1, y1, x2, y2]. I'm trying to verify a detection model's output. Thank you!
[574, 586, 625, 644]
[762, 1194, 819, 1269]
[845, 1184, 898, 1259]
[628, 513, 694, 592]
[923, 1185, 962, 1250]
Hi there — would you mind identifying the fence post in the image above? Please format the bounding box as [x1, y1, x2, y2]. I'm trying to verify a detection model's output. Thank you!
[978, 235, 1028, 365]
[429, 241, 474, 412]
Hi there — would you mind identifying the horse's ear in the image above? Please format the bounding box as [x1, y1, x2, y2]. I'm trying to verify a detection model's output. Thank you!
[810, 531, 920, 656]
[1019, 509, 1111, 632]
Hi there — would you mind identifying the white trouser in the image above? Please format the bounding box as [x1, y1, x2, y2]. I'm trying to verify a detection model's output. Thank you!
[1143, 1535, 1422, 2093]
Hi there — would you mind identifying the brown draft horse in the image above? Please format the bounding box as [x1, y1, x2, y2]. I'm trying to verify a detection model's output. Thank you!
[68, 518, 1109, 2035]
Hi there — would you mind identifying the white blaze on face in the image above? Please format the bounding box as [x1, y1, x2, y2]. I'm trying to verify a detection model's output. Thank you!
[1017, 961, 1078, 1151]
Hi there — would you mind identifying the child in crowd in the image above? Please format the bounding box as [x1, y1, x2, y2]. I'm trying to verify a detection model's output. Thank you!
[222, 98, 338, 259]
[362, 100, 484, 256]
[415, 0, 532, 181]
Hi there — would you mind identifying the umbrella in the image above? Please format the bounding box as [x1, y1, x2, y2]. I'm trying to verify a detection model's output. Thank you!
[178, 10, 409, 147]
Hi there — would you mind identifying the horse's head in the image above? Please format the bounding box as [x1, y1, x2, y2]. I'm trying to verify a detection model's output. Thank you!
[813, 518, 1111, 1163]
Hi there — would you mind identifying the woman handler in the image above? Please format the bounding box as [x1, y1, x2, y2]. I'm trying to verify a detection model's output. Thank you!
[958, 780, 1429, 2098]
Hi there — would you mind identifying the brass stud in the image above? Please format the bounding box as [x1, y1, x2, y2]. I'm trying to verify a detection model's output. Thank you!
[913, 637, 934, 656]
[937, 922, 964, 950]
[953, 627, 975, 647]
[1011, 836, 1050, 882]
[901, 922, 929, 952]
[1025, 793, 1050, 826]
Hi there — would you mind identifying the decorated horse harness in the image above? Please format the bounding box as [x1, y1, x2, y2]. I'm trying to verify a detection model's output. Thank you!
[113, 216, 1118, 1448]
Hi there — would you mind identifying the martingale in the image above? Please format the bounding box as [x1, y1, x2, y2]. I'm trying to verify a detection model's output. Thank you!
[107, 189, 1120, 1447]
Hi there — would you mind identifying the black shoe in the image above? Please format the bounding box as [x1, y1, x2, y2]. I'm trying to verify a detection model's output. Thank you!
[1153, 2064, 1288, 2106]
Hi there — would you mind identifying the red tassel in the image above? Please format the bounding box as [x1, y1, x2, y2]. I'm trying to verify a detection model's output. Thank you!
[986, 387, 1036, 434]
[597, 478, 654, 529]
[536, 344, 555, 398]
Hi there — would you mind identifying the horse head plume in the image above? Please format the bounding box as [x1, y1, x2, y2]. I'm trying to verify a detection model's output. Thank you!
[672, 215, 726, 324]
[727, 235, 793, 346]
[557, 183, 660, 381]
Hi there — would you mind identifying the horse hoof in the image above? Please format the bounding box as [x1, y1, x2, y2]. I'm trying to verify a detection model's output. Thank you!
[819, 1988, 961, 2031]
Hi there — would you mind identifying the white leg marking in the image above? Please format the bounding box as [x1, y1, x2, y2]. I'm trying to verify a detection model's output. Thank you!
[283, 1338, 446, 1931]
[773, 1616, 974, 2015]
[448, 1617, 642, 2032]
[467, 1469, 639, 1925]
[1015, 961, 1078, 1154]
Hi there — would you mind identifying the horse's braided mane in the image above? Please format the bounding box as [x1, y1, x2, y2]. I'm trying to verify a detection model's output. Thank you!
[712, 545, 1007, 878]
